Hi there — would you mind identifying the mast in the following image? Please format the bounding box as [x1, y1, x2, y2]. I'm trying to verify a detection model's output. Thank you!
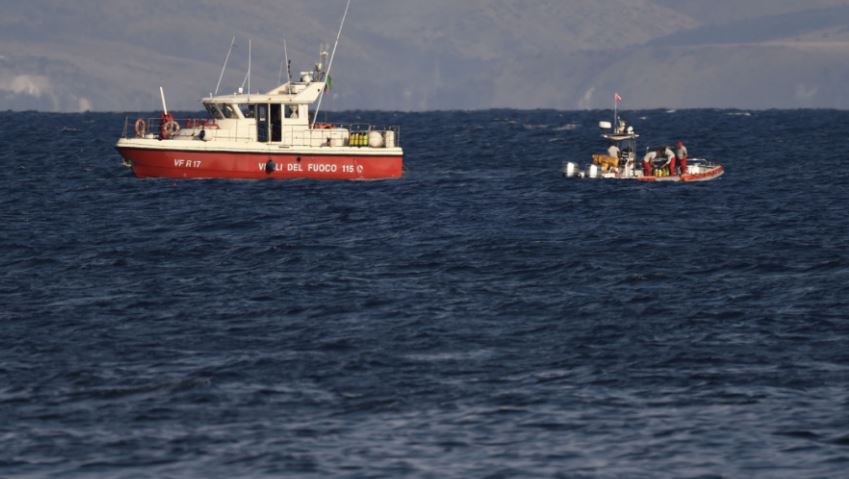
[240, 39, 252, 95]
[285, 40, 292, 88]
[613, 92, 617, 133]
[278, 41, 284, 84]
[278, 39, 292, 86]
[312, 0, 352, 128]
[613, 92, 622, 133]
[214, 35, 236, 96]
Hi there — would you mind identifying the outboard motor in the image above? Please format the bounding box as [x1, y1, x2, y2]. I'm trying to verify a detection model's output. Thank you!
[563, 162, 579, 178]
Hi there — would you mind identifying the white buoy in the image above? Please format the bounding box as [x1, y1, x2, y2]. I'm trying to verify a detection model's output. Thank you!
[368, 131, 385, 148]
[588, 164, 600, 179]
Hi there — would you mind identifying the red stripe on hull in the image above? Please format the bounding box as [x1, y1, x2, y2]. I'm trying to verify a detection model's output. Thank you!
[116, 147, 403, 180]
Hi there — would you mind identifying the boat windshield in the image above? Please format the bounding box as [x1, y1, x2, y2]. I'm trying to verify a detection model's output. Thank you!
[219, 104, 239, 119]
[238, 104, 256, 119]
[205, 103, 225, 120]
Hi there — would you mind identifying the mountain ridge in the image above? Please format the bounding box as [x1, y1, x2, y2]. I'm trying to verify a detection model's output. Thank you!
[1, 0, 848, 111]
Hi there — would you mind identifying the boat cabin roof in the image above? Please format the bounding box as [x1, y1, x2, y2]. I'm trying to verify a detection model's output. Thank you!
[204, 79, 327, 106]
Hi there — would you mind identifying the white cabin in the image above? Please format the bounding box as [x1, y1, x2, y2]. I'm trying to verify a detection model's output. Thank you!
[163, 71, 395, 149]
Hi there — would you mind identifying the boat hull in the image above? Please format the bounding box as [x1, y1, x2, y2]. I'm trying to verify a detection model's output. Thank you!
[116, 145, 403, 180]
[564, 161, 724, 182]
[635, 164, 724, 182]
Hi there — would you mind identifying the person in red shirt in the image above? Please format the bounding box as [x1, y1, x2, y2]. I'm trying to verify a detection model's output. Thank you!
[676, 141, 688, 176]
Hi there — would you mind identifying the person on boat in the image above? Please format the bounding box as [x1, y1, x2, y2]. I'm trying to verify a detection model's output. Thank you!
[642, 150, 656, 176]
[618, 147, 635, 177]
[665, 146, 677, 176]
[676, 141, 688, 175]
[593, 144, 620, 172]
[606, 144, 621, 171]
[607, 144, 620, 160]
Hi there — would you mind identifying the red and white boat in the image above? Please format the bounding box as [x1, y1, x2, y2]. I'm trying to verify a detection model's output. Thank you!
[116, 2, 403, 181]
[562, 97, 723, 183]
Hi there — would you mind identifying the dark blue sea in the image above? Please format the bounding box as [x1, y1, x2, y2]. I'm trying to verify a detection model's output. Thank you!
[2, 109, 849, 478]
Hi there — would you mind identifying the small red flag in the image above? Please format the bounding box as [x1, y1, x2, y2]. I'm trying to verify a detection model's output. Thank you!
[615, 93, 622, 104]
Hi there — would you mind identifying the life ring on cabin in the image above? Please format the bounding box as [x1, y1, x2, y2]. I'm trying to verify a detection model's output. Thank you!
[134, 118, 146, 137]
[315, 122, 334, 129]
[162, 120, 181, 139]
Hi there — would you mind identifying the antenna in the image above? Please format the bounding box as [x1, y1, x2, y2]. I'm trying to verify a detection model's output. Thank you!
[278, 39, 291, 85]
[320, 43, 329, 80]
[159, 86, 168, 115]
[285, 42, 294, 93]
[240, 39, 252, 94]
[278, 44, 284, 84]
[312, 0, 351, 128]
[613, 92, 623, 133]
[285, 39, 292, 87]
[214, 35, 236, 96]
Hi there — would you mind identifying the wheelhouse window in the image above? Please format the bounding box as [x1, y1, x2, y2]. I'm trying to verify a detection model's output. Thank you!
[220, 104, 239, 119]
[238, 104, 256, 119]
[205, 103, 224, 119]
[285, 104, 299, 119]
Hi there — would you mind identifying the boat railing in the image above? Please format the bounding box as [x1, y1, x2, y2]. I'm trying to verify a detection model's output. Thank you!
[125, 117, 401, 148]
[284, 123, 401, 148]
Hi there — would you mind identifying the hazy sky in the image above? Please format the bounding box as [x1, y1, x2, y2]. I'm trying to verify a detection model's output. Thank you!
[2, 0, 849, 111]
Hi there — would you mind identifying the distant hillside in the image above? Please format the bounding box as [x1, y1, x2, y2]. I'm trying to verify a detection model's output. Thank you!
[1, 0, 848, 111]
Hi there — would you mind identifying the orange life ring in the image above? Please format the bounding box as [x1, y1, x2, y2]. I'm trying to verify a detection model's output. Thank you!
[162, 120, 180, 139]
[134, 118, 146, 137]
